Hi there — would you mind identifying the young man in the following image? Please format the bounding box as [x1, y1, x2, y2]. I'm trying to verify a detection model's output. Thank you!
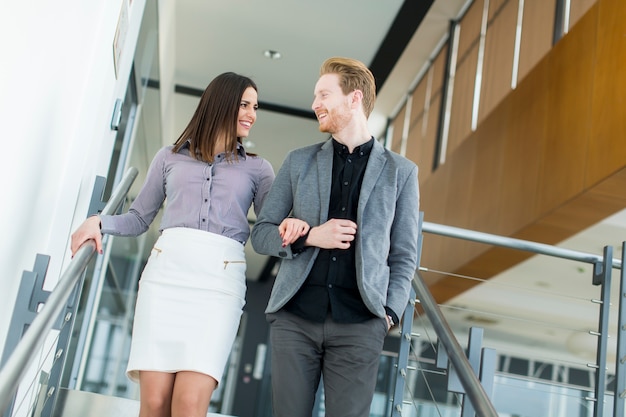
[251, 57, 420, 417]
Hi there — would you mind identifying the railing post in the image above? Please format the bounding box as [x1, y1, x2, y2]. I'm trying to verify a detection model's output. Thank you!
[1, 254, 52, 366]
[614, 241, 626, 417]
[592, 245, 613, 417]
[38, 175, 111, 417]
[460, 328, 483, 417]
[88, 176, 107, 216]
[391, 288, 417, 416]
[1, 254, 51, 417]
[438, 327, 495, 417]
[39, 285, 82, 417]
[0, 168, 138, 416]
[61, 175, 112, 392]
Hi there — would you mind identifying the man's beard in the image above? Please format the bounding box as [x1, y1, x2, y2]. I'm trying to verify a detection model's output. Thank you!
[318, 106, 351, 134]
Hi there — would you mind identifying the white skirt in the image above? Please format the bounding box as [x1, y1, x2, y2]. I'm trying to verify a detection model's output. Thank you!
[126, 227, 247, 385]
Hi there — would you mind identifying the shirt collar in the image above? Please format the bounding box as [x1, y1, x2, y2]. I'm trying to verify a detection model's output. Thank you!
[331, 137, 374, 157]
[180, 139, 248, 160]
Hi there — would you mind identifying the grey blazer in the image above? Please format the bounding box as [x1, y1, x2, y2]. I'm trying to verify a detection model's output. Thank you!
[250, 138, 420, 319]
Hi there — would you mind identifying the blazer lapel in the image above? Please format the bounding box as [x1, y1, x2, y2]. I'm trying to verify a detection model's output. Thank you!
[358, 141, 386, 220]
[316, 140, 334, 224]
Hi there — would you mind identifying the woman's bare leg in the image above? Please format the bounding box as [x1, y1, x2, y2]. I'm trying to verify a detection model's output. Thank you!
[171, 371, 217, 417]
[139, 371, 176, 417]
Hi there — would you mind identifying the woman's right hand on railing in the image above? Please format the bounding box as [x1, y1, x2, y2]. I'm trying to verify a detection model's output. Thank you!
[71, 215, 103, 257]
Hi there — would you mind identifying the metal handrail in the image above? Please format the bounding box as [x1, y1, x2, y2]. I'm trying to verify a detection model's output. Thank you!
[423, 221, 623, 269]
[416, 220, 622, 417]
[412, 271, 499, 417]
[0, 167, 138, 413]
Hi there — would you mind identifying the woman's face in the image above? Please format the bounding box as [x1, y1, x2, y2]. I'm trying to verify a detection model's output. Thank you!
[237, 87, 258, 138]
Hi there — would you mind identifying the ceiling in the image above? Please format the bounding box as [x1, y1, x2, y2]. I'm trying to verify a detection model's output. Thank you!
[128, 0, 626, 372]
[168, 0, 468, 276]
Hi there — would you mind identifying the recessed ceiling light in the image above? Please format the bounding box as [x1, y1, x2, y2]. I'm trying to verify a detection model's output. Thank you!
[263, 49, 281, 60]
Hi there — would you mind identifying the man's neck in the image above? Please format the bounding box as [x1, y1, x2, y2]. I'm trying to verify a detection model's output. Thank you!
[332, 123, 371, 154]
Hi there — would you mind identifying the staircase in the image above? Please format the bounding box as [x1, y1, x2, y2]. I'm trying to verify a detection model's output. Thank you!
[51, 388, 231, 417]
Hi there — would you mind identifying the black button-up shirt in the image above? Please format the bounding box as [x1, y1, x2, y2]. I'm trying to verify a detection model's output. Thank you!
[285, 138, 376, 323]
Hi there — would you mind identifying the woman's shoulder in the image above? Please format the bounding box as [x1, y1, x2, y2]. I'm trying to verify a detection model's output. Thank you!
[154, 144, 176, 158]
[243, 154, 274, 173]
[146, 145, 185, 171]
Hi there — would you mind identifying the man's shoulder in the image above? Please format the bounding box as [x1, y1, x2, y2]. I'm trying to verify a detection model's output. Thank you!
[292, 140, 327, 153]
[285, 140, 328, 160]
[378, 145, 417, 171]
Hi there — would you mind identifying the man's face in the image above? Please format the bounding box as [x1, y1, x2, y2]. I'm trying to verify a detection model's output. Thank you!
[311, 73, 353, 134]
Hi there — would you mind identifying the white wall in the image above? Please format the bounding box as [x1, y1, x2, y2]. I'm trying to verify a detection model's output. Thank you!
[158, 0, 177, 145]
[0, 0, 147, 359]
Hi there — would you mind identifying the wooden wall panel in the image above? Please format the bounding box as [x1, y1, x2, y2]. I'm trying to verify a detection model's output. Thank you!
[409, 73, 428, 125]
[424, 90, 443, 173]
[405, 119, 423, 167]
[421, 0, 626, 303]
[420, 162, 454, 278]
[443, 138, 477, 228]
[430, 45, 449, 98]
[442, 138, 483, 263]
[488, 0, 510, 19]
[390, 101, 406, 153]
[467, 112, 506, 234]
[569, 0, 598, 31]
[458, 0, 484, 56]
[537, 10, 596, 214]
[420, 162, 450, 225]
[442, 166, 626, 290]
[587, 0, 626, 186]
[406, 74, 433, 181]
[406, 116, 436, 184]
[479, 0, 518, 123]
[497, 67, 548, 235]
[517, 0, 556, 83]
[446, 0, 483, 158]
[448, 46, 478, 154]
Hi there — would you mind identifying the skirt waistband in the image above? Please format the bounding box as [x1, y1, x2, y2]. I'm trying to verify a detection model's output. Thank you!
[160, 227, 243, 250]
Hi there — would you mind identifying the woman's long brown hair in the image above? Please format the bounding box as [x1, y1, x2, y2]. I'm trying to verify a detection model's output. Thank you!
[173, 72, 257, 163]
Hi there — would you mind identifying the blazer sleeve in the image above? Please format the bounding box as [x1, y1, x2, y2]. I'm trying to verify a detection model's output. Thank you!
[250, 151, 298, 258]
[386, 164, 420, 318]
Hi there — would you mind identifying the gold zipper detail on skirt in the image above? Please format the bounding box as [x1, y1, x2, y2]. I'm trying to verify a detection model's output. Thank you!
[223, 260, 246, 269]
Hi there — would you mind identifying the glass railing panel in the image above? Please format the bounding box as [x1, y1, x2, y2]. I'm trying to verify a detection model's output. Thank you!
[0, 165, 139, 417]
[403, 305, 610, 417]
[10, 331, 60, 417]
[405, 228, 623, 417]
[76, 235, 143, 399]
[398, 364, 462, 417]
[492, 374, 595, 417]
[417, 255, 618, 378]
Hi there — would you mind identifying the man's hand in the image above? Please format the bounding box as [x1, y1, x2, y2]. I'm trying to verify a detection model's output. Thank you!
[308, 218, 357, 250]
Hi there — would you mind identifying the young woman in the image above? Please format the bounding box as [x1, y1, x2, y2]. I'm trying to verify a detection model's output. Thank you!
[71, 72, 275, 417]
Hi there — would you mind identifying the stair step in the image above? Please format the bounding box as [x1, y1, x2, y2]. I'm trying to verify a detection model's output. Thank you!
[52, 388, 233, 417]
